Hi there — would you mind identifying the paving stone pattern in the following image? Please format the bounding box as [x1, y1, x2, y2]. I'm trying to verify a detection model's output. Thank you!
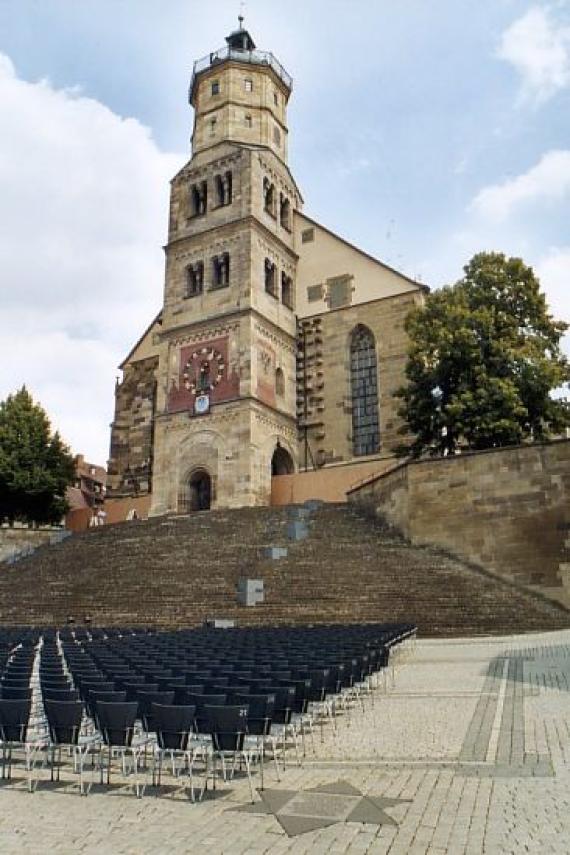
[1, 629, 569, 853]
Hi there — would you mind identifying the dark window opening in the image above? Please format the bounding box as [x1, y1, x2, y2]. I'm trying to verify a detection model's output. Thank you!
[275, 367, 285, 397]
[214, 171, 232, 207]
[280, 194, 291, 230]
[273, 126, 281, 146]
[350, 325, 380, 457]
[265, 258, 278, 298]
[263, 178, 275, 217]
[301, 228, 314, 243]
[185, 261, 204, 298]
[244, 78, 253, 92]
[212, 252, 230, 288]
[281, 272, 293, 309]
[211, 81, 220, 96]
[190, 181, 207, 217]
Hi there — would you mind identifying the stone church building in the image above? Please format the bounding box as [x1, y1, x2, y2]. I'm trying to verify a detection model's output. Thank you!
[106, 23, 426, 515]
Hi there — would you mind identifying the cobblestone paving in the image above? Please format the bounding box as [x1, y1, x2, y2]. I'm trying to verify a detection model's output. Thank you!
[0, 629, 569, 853]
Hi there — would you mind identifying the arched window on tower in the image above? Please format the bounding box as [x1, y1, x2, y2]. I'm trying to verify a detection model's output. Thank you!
[350, 325, 380, 456]
[263, 178, 276, 217]
[275, 367, 285, 398]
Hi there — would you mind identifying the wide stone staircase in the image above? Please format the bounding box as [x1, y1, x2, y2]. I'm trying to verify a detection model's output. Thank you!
[0, 503, 568, 636]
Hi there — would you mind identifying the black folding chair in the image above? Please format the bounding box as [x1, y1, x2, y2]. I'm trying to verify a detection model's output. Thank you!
[44, 700, 100, 795]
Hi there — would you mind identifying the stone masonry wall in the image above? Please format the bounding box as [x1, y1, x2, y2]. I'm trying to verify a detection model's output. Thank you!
[0, 528, 59, 563]
[348, 440, 570, 608]
[299, 291, 420, 467]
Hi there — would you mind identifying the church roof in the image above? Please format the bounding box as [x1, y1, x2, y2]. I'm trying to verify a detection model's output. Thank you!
[298, 212, 429, 292]
[119, 311, 162, 370]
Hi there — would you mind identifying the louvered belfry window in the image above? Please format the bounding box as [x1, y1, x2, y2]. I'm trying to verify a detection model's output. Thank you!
[350, 325, 380, 456]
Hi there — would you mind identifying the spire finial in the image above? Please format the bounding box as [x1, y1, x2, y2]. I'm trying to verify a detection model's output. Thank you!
[238, 1, 245, 29]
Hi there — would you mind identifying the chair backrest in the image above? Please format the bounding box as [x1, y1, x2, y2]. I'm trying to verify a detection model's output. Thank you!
[96, 701, 138, 747]
[262, 685, 295, 723]
[138, 691, 175, 731]
[203, 704, 249, 752]
[42, 687, 80, 703]
[44, 700, 83, 746]
[0, 698, 32, 742]
[1, 686, 32, 701]
[123, 682, 158, 701]
[233, 693, 275, 736]
[80, 680, 115, 699]
[188, 693, 226, 733]
[40, 679, 72, 690]
[153, 703, 196, 751]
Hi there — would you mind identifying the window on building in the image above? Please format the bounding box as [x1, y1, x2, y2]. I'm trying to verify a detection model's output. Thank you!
[263, 178, 276, 217]
[214, 171, 232, 207]
[328, 275, 352, 309]
[211, 80, 220, 96]
[190, 180, 207, 216]
[212, 252, 230, 288]
[274, 91, 279, 106]
[275, 367, 285, 397]
[281, 272, 293, 309]
[210, 117, 217, 136]
[279, 194, 291, 230]
[185, 261, 204, 298]
[307, 283, 323, 302]
[301, 228, 314, 243]
[244, 78, 253, 92]
[273, 126, 281, 146]
[264, 258, 278, 298]
[350, 325, 380, 457]
[245, 114, 252, 128]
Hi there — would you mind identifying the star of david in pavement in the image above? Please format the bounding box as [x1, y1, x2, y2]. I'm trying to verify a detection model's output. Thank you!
[231, 780, 411, 837]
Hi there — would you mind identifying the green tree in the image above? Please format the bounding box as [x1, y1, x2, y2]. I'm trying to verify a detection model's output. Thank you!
[396, 252, 570, 457]
[0, 387, 75, 525]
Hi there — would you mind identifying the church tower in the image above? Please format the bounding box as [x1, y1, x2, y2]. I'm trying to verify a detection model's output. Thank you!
[150, 21, 301, 513]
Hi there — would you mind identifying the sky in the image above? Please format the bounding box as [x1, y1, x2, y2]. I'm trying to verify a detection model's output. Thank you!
[1, 0, 569, 464]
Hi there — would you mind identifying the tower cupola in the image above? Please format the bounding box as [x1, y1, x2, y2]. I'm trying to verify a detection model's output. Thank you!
[188, 19, 293, 162]
[225, 17, 256, 52]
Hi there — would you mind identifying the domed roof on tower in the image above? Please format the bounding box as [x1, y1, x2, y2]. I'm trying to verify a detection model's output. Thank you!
[188, 17, 292, 105]
[225, 15, 256, 52]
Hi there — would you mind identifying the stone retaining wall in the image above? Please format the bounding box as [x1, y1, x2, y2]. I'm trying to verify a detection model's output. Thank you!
[348, 440, 570, 608]
[0, 528, 61, 563]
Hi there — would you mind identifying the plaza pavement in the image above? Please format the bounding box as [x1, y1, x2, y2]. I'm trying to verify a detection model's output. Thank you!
[0, 628, 568, 854]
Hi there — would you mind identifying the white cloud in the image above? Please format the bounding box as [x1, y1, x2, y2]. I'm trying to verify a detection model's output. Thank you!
[536, 247, 570, 321]
[0, 53, 184, 464]
[497, 6, 570, 103]
[470, 150, 570, 222]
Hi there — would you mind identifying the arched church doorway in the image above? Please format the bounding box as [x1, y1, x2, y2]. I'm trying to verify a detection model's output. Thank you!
[271, 444, 294, 476]
[188, 469, 212, 511]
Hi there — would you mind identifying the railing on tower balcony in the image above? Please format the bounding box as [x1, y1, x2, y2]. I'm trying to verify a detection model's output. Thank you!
[189, 47, 293, 101]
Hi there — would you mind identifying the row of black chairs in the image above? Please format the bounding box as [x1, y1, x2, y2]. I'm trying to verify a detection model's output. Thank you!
[0, 622, 416, 798]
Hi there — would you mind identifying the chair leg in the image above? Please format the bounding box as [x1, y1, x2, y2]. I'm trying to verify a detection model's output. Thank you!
[242, 753, 255, 804]
[185, 750, 196, 803]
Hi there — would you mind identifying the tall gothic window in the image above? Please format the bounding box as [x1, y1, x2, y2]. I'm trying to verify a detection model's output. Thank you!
[350, 325, 380, 456]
